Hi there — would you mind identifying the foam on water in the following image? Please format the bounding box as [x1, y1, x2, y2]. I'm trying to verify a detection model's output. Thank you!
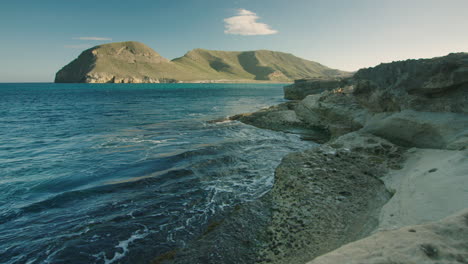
[0, 83, 315, 263]
[100, 226, 150, 264]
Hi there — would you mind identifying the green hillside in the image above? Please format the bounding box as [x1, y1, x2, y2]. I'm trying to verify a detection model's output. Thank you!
[55, 41, 349, 83]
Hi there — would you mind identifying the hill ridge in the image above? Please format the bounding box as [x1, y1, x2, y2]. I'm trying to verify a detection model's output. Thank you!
[55, 41, 350, 83]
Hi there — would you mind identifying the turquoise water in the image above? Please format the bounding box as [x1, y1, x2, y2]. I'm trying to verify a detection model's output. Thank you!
[0, 83, 314, 263]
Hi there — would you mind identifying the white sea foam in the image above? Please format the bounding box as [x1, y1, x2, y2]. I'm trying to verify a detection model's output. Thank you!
[102, 227, 149, 264]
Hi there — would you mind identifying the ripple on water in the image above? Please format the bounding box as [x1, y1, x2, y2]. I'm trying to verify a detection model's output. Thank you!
[0, 83, 315, 264]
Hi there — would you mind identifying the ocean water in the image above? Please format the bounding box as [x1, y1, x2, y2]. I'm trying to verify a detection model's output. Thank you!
[0, 83, 314, 264]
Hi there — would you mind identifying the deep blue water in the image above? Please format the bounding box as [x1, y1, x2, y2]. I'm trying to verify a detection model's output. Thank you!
[0, 83, 314, 264]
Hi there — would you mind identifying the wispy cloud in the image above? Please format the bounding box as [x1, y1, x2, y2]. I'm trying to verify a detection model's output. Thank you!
[64, 44, 92, 49]
[72, 37, 112, 41]
[224, 9, 278, 36]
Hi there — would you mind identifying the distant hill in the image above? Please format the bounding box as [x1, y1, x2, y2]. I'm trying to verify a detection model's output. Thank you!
[55, 41, 350, 83]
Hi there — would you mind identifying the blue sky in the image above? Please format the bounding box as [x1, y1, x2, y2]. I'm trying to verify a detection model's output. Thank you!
[1, 0, 468, 82]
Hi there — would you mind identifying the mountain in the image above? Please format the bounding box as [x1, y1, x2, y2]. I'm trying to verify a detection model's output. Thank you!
[55, 41, 349, 83]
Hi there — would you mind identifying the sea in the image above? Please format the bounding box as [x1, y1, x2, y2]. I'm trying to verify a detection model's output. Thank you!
[0, 83, 314, 264]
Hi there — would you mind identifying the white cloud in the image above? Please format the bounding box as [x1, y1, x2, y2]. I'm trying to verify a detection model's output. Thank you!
[64, 44, 92, 49]
[224, 9, 278, 36]
[72, 37, 112, 41]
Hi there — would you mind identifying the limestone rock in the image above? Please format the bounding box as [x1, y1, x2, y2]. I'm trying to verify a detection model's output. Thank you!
[167, 133, 403, 264]
[353, 52, 468, 113]
[256, 134, 402, 264]
[363, 110, 468, 149]
[283, 78, 348, 100]
[295, 92, 370, 139]
[379, 148, 468, 231]
[170, 53, 468, 264]
[230, 102, 330, 143]
[308, 208, 468, 264]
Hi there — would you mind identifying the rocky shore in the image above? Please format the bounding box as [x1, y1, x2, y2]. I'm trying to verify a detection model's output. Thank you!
[156, 53, 468, 264]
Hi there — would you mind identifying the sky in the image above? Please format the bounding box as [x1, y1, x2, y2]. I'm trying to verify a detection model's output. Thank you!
[1, 0, 468, 82]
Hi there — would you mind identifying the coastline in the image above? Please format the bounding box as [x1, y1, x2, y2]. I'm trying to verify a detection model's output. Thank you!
[162, 53, 468, 263]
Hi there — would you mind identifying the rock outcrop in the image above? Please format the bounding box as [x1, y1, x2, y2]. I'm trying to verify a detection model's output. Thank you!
[229, 102, 330, 143]
[363, 110, 468, 149]
[308, 209, 468, 264]
[55, 41, 349, 83]
[157, 53, 468, 264]
[249, 53, 468, 142]
[283, 78, 349, 100]
[255, 133, 401, 264]
[378, 148, 468, 231]
[163, 133, 402, 264]
[189, 52, 468, 264]
[284, 53, 468, 113]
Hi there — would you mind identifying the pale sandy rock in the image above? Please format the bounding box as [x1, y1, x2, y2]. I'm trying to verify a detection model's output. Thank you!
[363, 110, 468, 149]
[379, 148, 468, 230]
[295, 92, 370, 138]
[229, 102, 330, 142]
[308, 208, 468, 264]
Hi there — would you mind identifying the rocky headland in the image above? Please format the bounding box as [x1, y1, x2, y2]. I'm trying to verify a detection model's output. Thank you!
[156, 52, 468, 264]
[55, 41, 349, 83]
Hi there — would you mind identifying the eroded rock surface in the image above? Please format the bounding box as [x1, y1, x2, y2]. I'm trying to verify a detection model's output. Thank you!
[308, 209, 468, 264]
[229, 102, 330, 143]
[238, 53, 468, 148]
[164, 53, 468, 264]
[256, 135, 401, 264]
[363, 110, 468, 149]
[166, 133, 403, 264]
[283, 78, 348, 100]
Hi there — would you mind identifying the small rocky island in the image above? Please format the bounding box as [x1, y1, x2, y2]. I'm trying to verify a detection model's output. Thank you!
[158, 53, 468, 263]
[55, 41, 349, 83]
